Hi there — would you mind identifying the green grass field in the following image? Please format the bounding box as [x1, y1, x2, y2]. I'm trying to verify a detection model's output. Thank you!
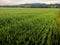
[0, 8, 60, 45]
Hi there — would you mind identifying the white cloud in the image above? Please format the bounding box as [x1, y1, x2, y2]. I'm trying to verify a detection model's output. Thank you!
[0, 0, 60, 5]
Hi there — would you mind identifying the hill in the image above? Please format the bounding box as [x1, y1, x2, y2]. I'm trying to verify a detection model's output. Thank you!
[0, 3, 60, 8]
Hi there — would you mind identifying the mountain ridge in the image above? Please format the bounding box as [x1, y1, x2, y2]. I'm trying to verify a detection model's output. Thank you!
[0, 3, 60, 8]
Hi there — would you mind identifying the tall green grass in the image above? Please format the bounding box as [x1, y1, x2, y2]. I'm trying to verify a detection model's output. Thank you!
[56, 11, 60, 45]
[0, 8, 59, 45]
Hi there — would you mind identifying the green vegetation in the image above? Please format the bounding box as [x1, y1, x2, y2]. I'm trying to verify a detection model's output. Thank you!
[0, 8, 59, 45]
[56, 11, 60, 45]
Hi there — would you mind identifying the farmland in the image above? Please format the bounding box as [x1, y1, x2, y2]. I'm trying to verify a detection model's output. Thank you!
[0, 8, 60, 45]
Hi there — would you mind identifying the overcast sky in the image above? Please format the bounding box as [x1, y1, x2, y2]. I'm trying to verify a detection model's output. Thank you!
[0, 0, 60, 5]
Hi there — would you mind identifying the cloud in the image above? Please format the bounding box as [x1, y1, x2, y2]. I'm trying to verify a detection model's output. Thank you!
[40, 0, 59, 4]
[0, 0, 12, 5]
[0, 0, 60, 5]
[0, 0, 23, 5]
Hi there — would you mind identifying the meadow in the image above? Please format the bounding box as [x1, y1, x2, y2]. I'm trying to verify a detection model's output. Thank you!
[0, 8, 60, 45]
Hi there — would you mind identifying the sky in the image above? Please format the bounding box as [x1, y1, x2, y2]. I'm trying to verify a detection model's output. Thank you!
[0, 0, 60, 5]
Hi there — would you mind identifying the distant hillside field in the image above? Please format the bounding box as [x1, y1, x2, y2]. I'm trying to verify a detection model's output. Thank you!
[0, 8, 60, 45]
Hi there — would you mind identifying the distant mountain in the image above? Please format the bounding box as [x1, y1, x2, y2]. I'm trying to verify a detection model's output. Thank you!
[18, 3, 48, 8]
[18, 3, 60, 8]
[0, 3, 60, 8]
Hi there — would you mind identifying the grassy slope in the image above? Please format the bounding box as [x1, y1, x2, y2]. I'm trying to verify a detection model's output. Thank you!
[0, 8, 59, 45]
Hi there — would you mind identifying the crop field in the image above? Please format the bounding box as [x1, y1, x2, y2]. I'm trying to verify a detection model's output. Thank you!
[0, 8, 60, 45]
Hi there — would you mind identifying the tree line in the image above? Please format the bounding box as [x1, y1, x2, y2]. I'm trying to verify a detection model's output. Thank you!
[0, 3, 60, 8]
